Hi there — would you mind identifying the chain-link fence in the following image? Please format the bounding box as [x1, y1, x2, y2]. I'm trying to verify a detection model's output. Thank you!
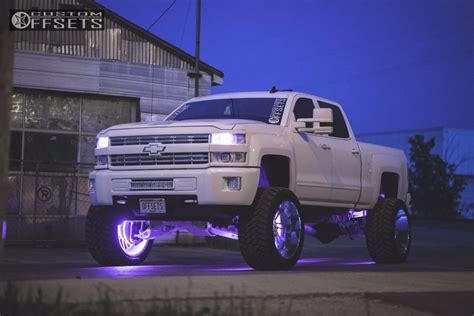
[6, 159, 94, 245]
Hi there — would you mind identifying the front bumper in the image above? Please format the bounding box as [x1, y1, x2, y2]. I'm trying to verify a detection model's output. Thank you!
[89, 167, 260, 207]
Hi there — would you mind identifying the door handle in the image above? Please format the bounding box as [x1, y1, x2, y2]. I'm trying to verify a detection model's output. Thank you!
[351, 148, 360, 155]
[321, 144, 331, 150]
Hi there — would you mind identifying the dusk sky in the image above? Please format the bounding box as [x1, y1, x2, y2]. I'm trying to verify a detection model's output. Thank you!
[97, 0, 473, 134]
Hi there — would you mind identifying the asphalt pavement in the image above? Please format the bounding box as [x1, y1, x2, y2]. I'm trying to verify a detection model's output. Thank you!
[1, 219, 474, 315]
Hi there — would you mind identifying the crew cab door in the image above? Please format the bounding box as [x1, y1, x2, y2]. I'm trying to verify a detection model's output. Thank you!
[317, 101, 362, 206]
[291, 97, 333, 204]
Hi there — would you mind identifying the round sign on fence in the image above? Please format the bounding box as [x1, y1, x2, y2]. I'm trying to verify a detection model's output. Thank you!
[36, 186, 52, 202]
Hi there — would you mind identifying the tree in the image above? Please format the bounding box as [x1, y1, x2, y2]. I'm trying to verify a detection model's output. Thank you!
[0, 0, 15, 258]
[408, 135, 465, 217]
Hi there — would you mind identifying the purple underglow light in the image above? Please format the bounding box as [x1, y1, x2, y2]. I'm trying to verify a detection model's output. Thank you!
[379, 193, 386, 199]
[297, 257, 375, 266]
[1, 220, 6, 240]
[258, 167, 270, 188]
[298, 258, 330, 264]
[304, 224, 317, 235]
[204, 266, 253, 272]
[335, 261, 376, 266]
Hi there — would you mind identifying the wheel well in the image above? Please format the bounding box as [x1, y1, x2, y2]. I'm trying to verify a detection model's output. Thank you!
[260, 155, 290, 188]
[380, 172, 399, 198]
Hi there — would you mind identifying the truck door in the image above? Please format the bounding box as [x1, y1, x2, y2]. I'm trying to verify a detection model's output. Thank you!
[292, 97, 333, 204]
[317, 101, 362, 206]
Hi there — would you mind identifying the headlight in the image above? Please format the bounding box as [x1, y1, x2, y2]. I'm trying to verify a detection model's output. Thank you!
[210, 133, 245, 145]
[211, 152, 247, 163]
[96, 136, 109, 149]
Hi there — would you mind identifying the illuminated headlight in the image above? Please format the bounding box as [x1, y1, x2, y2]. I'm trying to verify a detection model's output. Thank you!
[211, 133, 245, 145]
[211, 152, 247, 163]
[95, 155, 108, 166]
[88, 179, 95, 192]
[96, 136, 109, 149]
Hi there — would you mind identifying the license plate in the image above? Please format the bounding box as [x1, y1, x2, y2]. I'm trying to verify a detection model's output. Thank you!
[139, 198, 166, 214]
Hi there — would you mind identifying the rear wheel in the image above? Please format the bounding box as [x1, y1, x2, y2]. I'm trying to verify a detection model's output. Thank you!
[366, 198, 411, 263]
[86, 206, 153, 266]
[239, 188, 304, 270]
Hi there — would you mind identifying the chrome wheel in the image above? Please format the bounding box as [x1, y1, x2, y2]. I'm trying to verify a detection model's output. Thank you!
[394, 209, 410, 255]
[273, 200, 302, 259]
[117, 220, 150, 257]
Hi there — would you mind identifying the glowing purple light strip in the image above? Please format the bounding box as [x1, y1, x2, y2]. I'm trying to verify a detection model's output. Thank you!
[258, 168, 270, 188]
[1, 220, 6, 240]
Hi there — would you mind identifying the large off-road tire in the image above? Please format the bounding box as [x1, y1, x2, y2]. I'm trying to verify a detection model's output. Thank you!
[86, 206, 153, 266]
[366, 198, 411, 263]
[239, 187, 304, 270]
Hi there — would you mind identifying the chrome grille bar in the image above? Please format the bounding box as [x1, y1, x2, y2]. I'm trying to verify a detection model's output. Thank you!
[110, 134, 210, 146]
[110, 152, 209, 166]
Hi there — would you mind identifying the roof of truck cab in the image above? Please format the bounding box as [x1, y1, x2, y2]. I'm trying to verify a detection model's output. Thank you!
[188, 91, 339, 105]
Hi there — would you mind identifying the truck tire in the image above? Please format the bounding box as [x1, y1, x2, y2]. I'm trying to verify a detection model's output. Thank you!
[239, 188, 304, 270]
[366, 198, 411, 263]
[86, 206, 153, 266]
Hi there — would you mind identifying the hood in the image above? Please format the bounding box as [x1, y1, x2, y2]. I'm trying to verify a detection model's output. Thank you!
[100, 119, 266, 135]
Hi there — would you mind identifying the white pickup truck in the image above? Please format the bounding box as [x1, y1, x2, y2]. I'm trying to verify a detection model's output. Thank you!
[87, 89, 411, 270]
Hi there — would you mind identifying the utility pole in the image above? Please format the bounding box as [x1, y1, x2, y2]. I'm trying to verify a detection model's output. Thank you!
[194, 0, 201, 97]
[0, 0, 14, 259]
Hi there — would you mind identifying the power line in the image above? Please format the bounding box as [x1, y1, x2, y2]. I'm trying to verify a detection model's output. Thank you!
[147, 0, 177, 31]
[179, 0, 192, 48]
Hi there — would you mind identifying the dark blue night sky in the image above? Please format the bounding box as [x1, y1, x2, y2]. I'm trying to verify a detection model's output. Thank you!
[98, 0, 473, 134]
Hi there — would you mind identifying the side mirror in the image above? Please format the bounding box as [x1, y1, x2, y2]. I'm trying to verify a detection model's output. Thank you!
[295, 108, 333, 134]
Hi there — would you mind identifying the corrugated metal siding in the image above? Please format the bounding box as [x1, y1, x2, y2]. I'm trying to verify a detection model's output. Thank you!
[14, 0, 194, 71]
[14, 51, 212, 114]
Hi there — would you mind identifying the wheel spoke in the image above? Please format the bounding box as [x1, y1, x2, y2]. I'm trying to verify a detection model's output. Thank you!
[394, 209, 410, 254]
[117, 220, 150, 257]
[273, 200, 302, 259]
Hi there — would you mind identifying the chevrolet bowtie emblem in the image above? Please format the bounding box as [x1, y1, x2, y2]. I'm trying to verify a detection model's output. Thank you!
[143, 143, 166, 156]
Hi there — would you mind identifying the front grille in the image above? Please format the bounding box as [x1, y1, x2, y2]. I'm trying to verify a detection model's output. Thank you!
[110, 152, 209, 166]
[131, 179, 174, 190]
[110, 134, 209, 146]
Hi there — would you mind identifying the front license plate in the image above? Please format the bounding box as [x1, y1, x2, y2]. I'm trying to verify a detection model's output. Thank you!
[139, 198, 166, 214]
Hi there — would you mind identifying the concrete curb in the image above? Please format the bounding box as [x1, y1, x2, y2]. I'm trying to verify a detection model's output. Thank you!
[3, 272, 474, 315]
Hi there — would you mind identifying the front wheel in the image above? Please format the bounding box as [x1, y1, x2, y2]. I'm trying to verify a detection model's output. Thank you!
[366, 198, 411, 263]
[86, 206, 153, 266]
[238, 188, 304, 270]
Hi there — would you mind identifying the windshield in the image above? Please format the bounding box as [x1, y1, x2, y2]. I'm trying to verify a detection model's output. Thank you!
[166, 98, 287, 125]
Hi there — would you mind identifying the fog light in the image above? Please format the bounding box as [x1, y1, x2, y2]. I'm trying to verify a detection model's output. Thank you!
[225, 177, 241, 191]
[88, 179, 95, 192]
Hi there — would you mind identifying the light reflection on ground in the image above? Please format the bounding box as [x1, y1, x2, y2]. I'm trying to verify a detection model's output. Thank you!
[85, 257, 375, 276]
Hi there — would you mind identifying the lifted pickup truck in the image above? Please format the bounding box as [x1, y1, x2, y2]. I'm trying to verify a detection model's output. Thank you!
[87, 90, 411, 270]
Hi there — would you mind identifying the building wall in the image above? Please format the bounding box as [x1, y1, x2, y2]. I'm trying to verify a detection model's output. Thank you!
[8, 50, 214, 243]
[8, 0, 223, 244]
[357, 128, 474, 218]
[14, 51, 212, 116]
[13, 0, 224, 86]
